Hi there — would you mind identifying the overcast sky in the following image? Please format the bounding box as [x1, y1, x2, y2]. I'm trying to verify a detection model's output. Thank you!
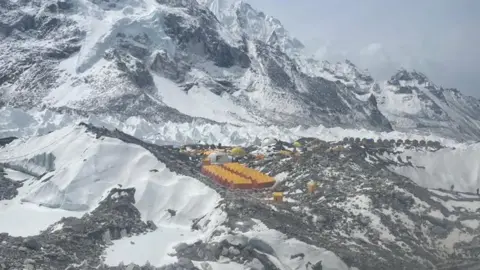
[245, 0, 480, 97]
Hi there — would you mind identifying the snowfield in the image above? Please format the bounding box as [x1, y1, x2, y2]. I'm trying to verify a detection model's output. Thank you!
[0, 125, 220, 236]
[385, 144, 480, 192]
[152, 74, 260, 125]
[0, 173, 85, 236]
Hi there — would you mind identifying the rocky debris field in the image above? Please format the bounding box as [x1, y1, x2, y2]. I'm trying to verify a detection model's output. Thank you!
[0, 187, 156, 270]
[247, 138, 480, 269]
[1, 123, 479, 270]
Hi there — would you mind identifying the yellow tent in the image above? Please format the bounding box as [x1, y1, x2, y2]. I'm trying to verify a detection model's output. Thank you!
[307, 181, 318, 194]
[293, 141, 302, 148]
[230, 147, 246, 157]
[273, 192, 284, 202]
[279, 150, 292, 156]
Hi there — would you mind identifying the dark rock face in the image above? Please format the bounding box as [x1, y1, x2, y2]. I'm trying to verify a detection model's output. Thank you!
[150, 50, 190, 82]
[0, 170, 23, 200]
[115, 53, 154, 89]
[253, 43, 393, 131]
[0, 136, 17, 147]
[366, 94, 393, 130]
[388, 70, 428, 86]
[162, 11, 251, 69]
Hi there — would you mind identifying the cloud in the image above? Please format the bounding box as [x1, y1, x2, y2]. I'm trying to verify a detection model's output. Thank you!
[360, 43, 383, 56]
[244, 0, 480, 96]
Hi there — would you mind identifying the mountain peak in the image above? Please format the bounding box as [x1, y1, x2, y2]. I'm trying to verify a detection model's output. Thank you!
[332, 60, 375, 84]
[389, 68, 431, 85]
[199, 0, 304, 53]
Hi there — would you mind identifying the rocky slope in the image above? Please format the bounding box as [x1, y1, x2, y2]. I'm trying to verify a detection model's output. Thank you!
[1, 123, 480, 269]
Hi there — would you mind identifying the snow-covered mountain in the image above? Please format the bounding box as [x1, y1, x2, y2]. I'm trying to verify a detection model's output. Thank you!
[2, 0, 480, 140]
[0, 0, 399, 135]
[376, 69, 480, 139]
[197, 0, 305, 55]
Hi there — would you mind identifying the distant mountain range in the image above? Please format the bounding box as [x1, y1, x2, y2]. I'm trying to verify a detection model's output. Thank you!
[1, 0, 480, 140]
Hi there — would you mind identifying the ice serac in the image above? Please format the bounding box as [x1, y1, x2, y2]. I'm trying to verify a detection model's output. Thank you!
[0, 106, 462, 147]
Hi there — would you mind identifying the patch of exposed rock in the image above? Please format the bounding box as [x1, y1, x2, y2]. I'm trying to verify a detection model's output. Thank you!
[0, 188, 156, 269]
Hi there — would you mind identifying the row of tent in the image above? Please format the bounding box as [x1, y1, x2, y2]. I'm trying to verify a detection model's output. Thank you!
[201, 163, 276, 189]
[180, 139, 303, 152]
[342, 137, 441, 147]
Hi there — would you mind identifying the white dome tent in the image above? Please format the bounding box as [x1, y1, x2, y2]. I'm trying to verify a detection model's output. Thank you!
[207, 152, 232, 164]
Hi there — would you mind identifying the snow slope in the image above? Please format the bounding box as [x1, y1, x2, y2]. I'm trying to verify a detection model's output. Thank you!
[0, 170, 85, 236]
[104, 208, 226, 266]
[388, 144, 480, 192]
[3, 168, 32, 181]
[0, 124, 221, 231]
[0, 124, 224, 266]
[152, 75, 260, 125]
